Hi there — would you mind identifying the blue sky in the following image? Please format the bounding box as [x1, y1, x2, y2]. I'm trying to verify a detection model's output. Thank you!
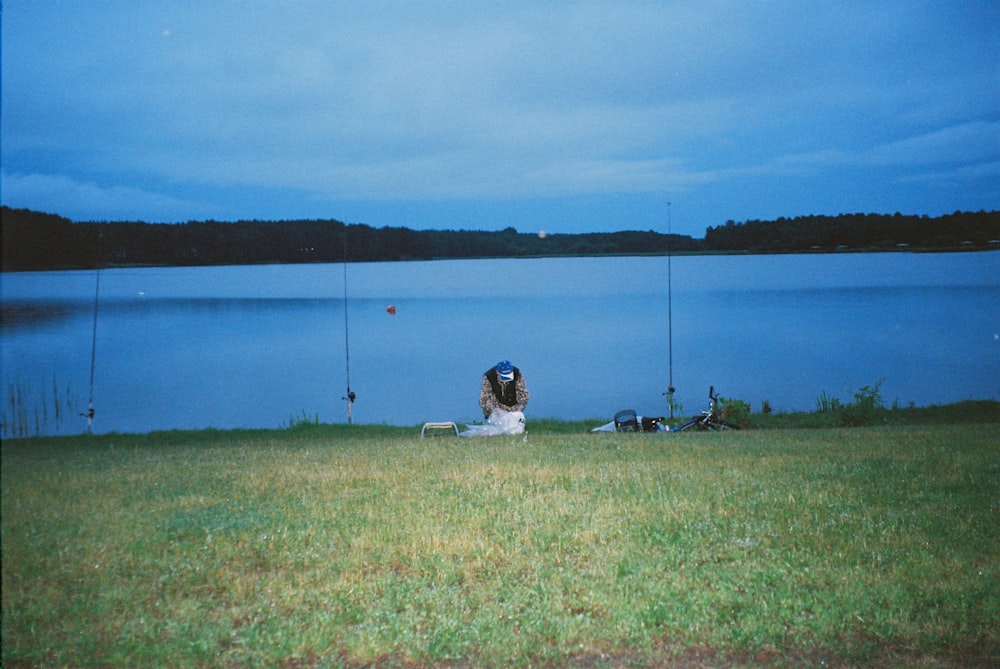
[2, 1, 998, 237]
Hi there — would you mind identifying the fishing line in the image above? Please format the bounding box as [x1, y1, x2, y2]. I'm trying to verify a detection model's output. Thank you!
[84, 231, 102, 432]
[342, 226, 356, 423]
[666, 201, 675, 418]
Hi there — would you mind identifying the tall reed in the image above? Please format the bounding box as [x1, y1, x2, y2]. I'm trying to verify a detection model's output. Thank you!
[2, 377, 78, 438]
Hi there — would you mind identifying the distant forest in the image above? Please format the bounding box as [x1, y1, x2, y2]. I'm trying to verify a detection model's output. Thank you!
[2, 206, 998, 271]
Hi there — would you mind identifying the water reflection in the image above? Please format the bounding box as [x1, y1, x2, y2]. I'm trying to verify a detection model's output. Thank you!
[2, 253, 998, 435]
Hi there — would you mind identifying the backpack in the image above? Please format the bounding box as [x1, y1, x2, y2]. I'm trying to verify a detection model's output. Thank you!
[614, 409, 665, 433]
[614, 409, 639, 432]
[641, 416, 665, 432]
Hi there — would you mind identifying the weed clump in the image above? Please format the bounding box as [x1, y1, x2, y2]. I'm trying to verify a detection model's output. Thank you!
[839, 378, 886, 427]
[716, 395, 752, 428]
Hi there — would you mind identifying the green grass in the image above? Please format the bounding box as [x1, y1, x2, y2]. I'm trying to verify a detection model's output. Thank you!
[3, 420, 998, 668]
[749, 399, 1000, 430]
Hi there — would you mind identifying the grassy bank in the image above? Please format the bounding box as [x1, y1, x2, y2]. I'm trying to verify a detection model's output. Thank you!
[2, 420, 998, 667]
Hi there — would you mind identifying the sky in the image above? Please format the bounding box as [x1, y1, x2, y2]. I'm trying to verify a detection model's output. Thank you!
[2, 1, 998, 238]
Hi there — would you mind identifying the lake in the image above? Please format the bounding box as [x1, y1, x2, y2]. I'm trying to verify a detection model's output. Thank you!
[2, 252, 998, 436]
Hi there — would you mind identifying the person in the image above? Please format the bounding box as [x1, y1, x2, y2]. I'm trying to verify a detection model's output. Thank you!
[479, 360, 529, 419]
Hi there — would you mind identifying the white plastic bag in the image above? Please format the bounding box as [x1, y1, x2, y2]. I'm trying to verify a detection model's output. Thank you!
[459, 410, 526, 437]
[489, 410, 525, 434]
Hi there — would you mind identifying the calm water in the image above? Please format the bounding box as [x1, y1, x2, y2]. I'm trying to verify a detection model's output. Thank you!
[2, 253, 998, 435]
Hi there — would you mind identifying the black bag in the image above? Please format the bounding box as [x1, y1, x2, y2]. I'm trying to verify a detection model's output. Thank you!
[614, 410, 665, 433]
[614, 409, 639, 432]
[641, 416, 664, 432]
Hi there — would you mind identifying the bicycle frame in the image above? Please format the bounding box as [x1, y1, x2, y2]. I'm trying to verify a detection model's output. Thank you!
[669, 386, 736, 432]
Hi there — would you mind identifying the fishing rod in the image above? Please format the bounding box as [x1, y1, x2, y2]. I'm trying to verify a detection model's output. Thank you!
[341, 226, 356, 423]
[666, 201, 676, 419]
[83, 229, 102, 432]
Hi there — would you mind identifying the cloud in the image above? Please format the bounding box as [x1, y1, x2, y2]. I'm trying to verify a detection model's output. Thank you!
[864, 122, 1000, 166]
[895, 161, 1000, 194]
[0, 171, 210, 221]
[752, 121, 1000, 177]
[2, 1, 997, 226]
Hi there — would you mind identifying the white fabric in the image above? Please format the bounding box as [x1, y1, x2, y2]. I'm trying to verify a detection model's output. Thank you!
[459, 410, 526, 437]
[590, 416, 669, 432]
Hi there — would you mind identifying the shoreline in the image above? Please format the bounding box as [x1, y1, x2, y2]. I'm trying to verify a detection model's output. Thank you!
[4, 399, 998, 442]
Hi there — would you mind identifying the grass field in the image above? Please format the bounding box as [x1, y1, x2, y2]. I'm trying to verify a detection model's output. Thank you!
[2, 415, 998, 667]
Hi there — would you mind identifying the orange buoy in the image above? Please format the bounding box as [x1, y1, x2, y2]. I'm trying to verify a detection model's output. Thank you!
[386, 305, 396, 315]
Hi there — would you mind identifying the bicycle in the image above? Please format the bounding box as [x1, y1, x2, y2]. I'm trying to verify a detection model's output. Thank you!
[670, 386, 740, 432]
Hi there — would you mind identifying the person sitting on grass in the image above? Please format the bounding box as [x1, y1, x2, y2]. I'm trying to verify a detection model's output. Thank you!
[479, 360, 529, 419]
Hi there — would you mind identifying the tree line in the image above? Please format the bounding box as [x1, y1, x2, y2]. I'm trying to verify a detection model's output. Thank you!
[704, 210, 1000, 253]
[2, 206, 997, 271]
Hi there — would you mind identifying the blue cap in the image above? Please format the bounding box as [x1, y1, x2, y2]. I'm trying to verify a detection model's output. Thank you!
[496, 360, 514, 382]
